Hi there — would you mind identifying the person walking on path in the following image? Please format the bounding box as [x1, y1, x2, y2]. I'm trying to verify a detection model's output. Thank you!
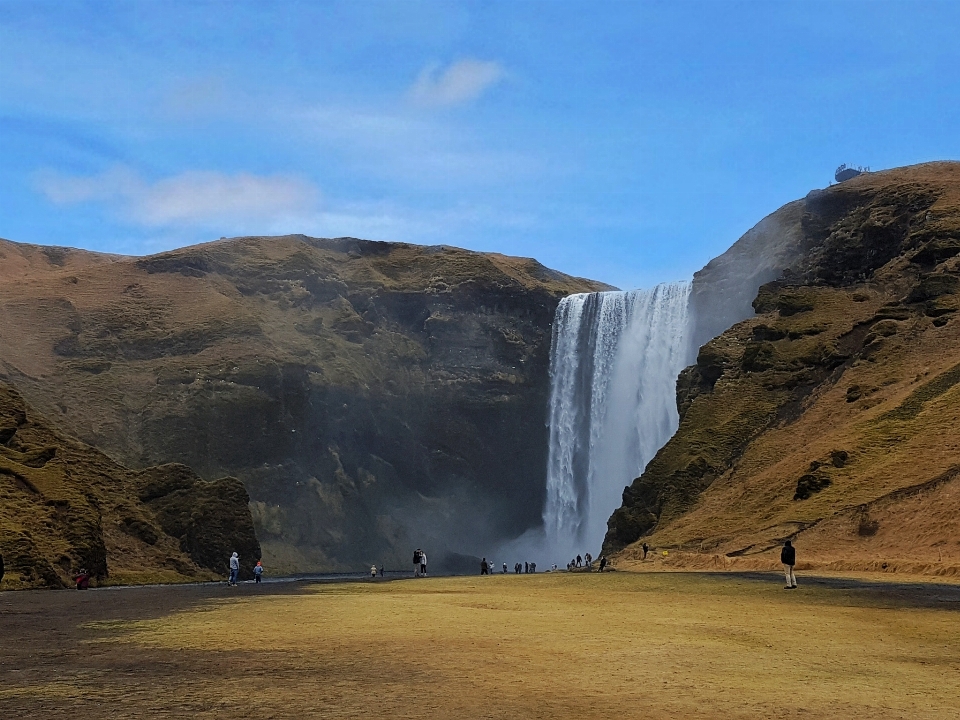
[228, 552, 240, 586]
[781, 540, 797, 589]
[420, 550, 428, 577]
[413, 549, 422, 578]
[480, 558, 489, 575]
[598, 556, 607, 572]
[254, 561, 263, 584]
[642, 543, 649, 560]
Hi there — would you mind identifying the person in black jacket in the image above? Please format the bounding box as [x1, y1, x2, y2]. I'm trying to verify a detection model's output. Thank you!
[781, 540, 797, 589]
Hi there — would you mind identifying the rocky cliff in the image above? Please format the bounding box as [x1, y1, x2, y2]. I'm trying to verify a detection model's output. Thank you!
[606, 162, 960, 577]
[0, 236, 608, 573]
[0, 381, 259, 589]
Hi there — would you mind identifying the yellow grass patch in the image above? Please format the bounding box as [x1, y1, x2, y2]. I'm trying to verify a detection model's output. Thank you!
[72, 573, 960, 719]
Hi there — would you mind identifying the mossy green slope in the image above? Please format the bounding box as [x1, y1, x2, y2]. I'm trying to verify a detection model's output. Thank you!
[0, 382, 259, 589]
[606, 162, 960, 576]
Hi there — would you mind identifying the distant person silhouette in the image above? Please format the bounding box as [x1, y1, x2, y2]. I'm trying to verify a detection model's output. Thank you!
[480, 558, 489, 575]
[576, 555, 582, 567]
[254, 561, 263, 584]
[370, 565, 378, 578]
[781, 540, 797, 589]
[598, 556, 607, 572]
[642, 543, 649, 560]
[524, 562, 529, 573]
[413, 549, 422, 577]
[420, 550, 428, 577]
[228, 552, 240, 586]
[503, 562, 508, 574]
[379, 565, 384, 577]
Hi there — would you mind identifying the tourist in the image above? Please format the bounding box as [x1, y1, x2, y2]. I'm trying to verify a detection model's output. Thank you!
[379, 565, 384, 577]
[515, 562, 521, 574]
[530, 562, 536, 573]
[254, 560, 263, 584]
[585, 552, 592, 568]
[576, 555, 582, 567]
[370, 565, 378, 578]
[524, 561, 529, 573]
[781, 540, 797, 589]
[420, 550, 428, 577]
[413, 549, 422, 577]
[503, 562, 507, 574]
[480, 558, 489, 575]
[228, 552, 240, 586]
[642, 543, 649, 560]
[74, 568, 90, 590]
[598, 556, 607, 572]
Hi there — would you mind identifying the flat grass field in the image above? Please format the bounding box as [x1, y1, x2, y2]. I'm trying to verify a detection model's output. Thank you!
[2, 572, 959, 719]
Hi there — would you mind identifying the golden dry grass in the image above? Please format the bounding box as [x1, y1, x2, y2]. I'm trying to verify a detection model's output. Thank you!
[12, 573, 949, 719]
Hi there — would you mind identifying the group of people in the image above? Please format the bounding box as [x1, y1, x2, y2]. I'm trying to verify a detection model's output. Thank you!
[565, 553, 607, 572]
[227, 552, 264, 585]
[412, 548, 428, 577]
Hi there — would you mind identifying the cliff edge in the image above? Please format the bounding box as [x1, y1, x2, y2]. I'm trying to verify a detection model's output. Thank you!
[605, 161, 960, 577]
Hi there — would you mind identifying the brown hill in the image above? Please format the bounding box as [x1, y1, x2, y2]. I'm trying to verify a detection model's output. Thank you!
[0, 381, 259, 589]
[0, 235, 607, 573]
[605, 161, 960, 578]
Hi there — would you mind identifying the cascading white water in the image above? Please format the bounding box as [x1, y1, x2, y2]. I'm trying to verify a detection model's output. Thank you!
[543, 282, 692, 557]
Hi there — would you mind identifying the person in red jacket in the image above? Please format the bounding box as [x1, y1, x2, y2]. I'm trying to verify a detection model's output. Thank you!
[781, 541, 797, 589]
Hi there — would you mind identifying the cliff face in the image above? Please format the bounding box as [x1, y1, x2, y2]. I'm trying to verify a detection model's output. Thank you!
[0, 236, 607, 573]
[606, 162, 960, 576]
[0, 382, 259, 589]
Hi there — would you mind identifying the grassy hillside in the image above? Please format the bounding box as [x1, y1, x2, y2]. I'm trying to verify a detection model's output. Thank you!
[0, 381, 260, 589]
[606, 162, 960, 578]
[0, 235, 607, 572]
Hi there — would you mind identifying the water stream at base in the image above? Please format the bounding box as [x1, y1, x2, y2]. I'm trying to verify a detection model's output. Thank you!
[543, 283, 692, 558]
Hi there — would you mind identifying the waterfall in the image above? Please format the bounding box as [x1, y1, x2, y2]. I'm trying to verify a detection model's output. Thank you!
[543, 282, 692, 557]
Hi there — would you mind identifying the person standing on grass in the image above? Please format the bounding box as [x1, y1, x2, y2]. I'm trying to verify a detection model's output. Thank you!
[254, 561, 263, 584]
[480, 558, 489, 575]
[229, 552, 240, 586]
[420, 550, 428, 577]
[598, 556, 607, 572]
[781, 540, 798, 589]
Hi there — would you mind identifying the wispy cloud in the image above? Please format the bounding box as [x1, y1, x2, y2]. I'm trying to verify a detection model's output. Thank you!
[35, 166, 320, 229]
[409, 59, 504, 107]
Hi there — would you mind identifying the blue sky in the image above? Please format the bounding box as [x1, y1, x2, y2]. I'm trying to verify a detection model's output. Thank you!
[2, 1, 959, 289]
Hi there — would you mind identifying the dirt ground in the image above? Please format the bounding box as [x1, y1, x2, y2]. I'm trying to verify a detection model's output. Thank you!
[2, 572, 959, 719]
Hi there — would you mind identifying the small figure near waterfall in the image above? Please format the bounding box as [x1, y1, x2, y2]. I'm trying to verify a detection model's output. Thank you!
[642, 543, 649, 560]
[781, 540, 798, 589]
[254, 561, 263, 584]
[413, 549, 422, 577]
[576, 555, 582, 567]
[370, 565, 378, 579]
[420, 550, 428, 577]
[598, 556, 607, 572]
[379, 565, 384, 577]
[585, 552, 592, 568]
[228, 552, 240, 586]
[503, 563, 507, 574]
[480, 558, 489, 575]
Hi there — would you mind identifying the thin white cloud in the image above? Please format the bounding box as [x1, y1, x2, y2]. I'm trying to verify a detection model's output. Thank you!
[409, 59, 504, 107]
[35, 166, 320, 229]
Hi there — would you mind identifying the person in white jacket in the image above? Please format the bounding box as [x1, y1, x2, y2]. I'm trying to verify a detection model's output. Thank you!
[419, 550, 427, 577]
[228, 552, 240, 586]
